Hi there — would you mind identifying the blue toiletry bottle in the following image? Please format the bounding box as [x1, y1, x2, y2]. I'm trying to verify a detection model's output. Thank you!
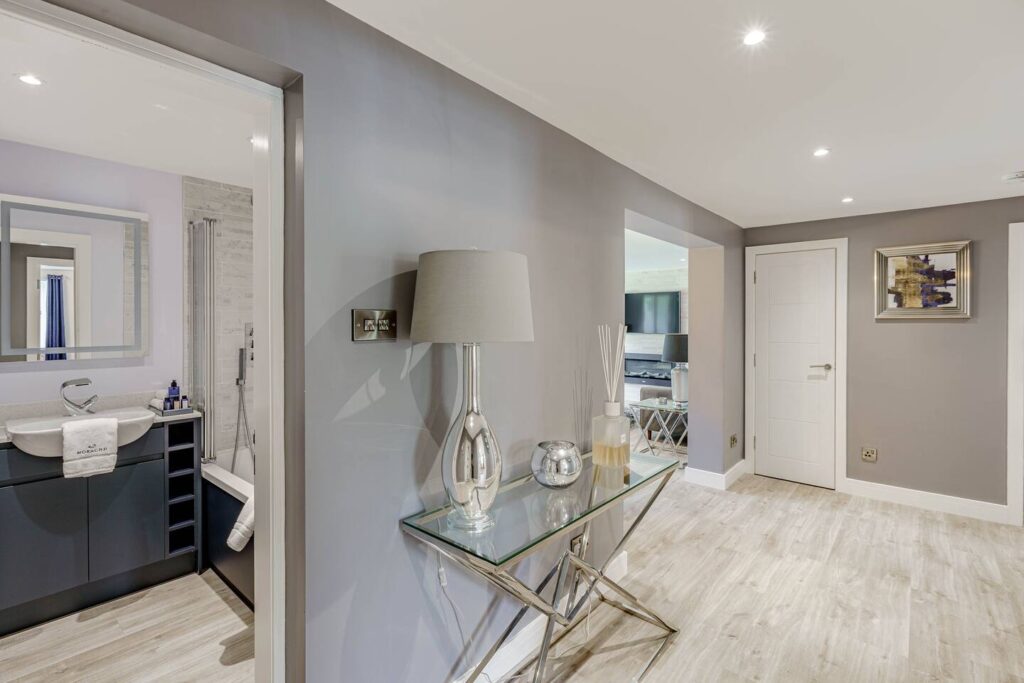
[168, 380, 180, 399]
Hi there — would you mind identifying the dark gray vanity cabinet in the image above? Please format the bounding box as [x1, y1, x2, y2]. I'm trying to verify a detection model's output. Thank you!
[0, 417, 202, 637]
[0, 476, 89, 610]
[87, 459, 166, 581]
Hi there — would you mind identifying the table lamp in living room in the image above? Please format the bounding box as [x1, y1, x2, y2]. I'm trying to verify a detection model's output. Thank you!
[662, 333, 688, 402]
[410, 249, 534, 532]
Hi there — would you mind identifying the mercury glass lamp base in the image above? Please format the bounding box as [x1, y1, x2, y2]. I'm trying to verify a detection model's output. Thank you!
[447, 508, 495, 533]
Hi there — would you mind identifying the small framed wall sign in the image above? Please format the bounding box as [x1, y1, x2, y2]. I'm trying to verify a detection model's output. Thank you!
[874, 240, 971, 319]
[352, 309, 398, 341]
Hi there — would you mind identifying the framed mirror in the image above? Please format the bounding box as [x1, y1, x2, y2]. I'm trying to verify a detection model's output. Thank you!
[1, 195, 148, 363]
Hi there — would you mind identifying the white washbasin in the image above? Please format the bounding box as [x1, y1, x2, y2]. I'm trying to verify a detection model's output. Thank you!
[6, 408, 155, 458]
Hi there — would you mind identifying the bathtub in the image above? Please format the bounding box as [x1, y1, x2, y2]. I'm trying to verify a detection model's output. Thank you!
[201, 462, 254, 607]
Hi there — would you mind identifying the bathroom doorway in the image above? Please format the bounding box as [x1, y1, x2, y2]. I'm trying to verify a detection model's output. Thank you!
[0, 1, 287, 679]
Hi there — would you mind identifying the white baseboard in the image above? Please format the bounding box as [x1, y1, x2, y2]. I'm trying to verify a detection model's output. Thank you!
[684, 458, 750, 491]
[838, 476, 1015, 525]
[454, 551, 628, 683]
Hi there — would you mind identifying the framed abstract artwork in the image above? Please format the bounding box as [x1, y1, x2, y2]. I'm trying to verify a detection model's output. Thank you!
[874, 240, 971, 319]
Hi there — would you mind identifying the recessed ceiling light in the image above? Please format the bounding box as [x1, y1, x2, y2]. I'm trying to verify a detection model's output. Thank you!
[743, 29, 766, 46]
[813, 147, 830, 158]
[17, 73, 42, 86]
[841, 197, 854, 204]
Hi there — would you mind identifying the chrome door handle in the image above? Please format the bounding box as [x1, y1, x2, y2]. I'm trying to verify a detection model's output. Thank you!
[810, 363, 833, 371]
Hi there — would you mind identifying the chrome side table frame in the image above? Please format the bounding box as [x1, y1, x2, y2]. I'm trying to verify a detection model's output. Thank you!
[629, 402, 688, 466]
[402, 466, 678, 683]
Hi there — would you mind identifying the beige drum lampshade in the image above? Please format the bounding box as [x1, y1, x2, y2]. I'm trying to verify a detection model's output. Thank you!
[410, 250, 535, 343]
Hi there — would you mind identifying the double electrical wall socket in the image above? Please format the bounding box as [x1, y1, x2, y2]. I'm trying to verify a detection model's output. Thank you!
[861, 447, 878, 463]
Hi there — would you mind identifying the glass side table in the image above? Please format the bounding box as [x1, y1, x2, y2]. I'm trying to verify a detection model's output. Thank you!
[401, 452, 678, 682]
[628, 398, 688, 466]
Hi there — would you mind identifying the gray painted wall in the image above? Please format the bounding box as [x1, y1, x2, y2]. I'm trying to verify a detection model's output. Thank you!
[51, 1, 744, 680]
[0, 137, 183, 403]
[747, 196, 1024, 504]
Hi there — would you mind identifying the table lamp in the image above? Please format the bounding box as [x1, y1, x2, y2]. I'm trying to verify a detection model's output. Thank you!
[411, 250, 534, 531]
[662, 333, 688, 403]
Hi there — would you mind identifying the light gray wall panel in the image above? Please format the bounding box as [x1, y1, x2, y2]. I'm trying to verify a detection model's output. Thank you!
[747, 196, 1024, 504]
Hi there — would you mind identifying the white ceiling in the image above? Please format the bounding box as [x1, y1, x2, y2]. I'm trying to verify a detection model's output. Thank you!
[625, 229, 687, 273]
[328, 0, 1024, 227]
[0, 13, 263, 187]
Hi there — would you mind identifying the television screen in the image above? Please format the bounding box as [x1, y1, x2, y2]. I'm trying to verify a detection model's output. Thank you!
[625, 291, 680, 334]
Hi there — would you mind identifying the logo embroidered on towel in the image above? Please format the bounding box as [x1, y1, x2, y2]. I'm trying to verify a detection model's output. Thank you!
[76, 442, 111, 457]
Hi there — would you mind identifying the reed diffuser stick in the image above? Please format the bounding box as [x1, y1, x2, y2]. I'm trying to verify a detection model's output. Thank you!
[594, 322, 629, 469]
[597, 323, 625, 404]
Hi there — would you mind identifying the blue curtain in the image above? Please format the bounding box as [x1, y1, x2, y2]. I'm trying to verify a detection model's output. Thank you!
[45, 274, 66, 361]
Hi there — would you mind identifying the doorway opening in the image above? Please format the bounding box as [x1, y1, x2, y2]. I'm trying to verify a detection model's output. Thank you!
[623, 209, 725, 477]
[623, 228, 690, 463]
[0, 1, 286, 679]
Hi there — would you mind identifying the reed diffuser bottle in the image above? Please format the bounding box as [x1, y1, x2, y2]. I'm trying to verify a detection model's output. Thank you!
[593, 324, 630, 470]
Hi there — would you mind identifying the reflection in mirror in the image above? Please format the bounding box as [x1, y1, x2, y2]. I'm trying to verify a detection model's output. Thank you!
[1, 196, 147, 363]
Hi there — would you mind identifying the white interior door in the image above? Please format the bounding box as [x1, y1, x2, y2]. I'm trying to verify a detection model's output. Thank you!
[753, 248, 837, 488]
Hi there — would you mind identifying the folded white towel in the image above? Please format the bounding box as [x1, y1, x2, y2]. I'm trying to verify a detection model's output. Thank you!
[62, 417, 118, 478]
[227, 496, 255, 551]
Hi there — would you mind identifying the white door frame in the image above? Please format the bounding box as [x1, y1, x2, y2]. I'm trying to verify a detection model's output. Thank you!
[0, 1, 289, 679]
[745, 238, 848, 490]
[26, 256, 77, 353]
[1006, 223, 1024, 526]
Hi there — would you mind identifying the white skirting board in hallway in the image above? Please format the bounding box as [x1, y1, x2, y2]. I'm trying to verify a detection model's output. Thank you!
[684, 458, 1017, 526]
[454, 551, 628, 683]
[683, 458, 751, 490]
[836, 477, 1016, 525]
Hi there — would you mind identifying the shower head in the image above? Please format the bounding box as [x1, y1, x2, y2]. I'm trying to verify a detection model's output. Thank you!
[236, 347, 247, 385]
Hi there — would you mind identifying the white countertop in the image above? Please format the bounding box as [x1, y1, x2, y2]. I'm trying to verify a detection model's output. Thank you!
[0, 409, 202, 445]
[152, 410, 204, 424]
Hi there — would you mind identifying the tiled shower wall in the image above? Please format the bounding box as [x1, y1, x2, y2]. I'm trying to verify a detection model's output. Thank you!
[182, 177, 254, 463]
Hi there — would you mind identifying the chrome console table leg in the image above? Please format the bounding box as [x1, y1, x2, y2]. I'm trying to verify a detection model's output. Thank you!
[533, 552, 572, 683]
[506, 469, 677, 683]
[464, 563, 561, 682]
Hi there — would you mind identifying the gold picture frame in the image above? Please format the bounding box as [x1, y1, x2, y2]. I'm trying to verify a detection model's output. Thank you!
[874, 240, 971, 319]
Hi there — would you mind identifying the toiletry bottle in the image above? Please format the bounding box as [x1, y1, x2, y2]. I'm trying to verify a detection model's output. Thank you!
[181, 395, 189, 410]
[168, 380, 180, 399]
[592, 401, 630, 471]
[164, 397, 172, 411]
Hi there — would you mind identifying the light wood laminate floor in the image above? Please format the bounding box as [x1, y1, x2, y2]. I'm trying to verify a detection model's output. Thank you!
[0, 571, 253, 682]
[544, 474, 1024, 682]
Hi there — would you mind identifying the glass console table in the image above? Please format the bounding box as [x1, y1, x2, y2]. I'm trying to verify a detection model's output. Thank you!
[401, 452, 678, 682]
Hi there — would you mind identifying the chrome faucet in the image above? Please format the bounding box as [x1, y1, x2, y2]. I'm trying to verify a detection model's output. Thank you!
[61, 378, 98, 416]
